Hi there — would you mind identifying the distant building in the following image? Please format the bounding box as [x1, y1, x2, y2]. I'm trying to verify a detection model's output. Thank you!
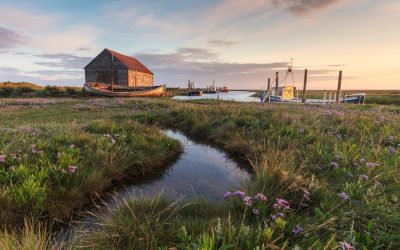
[84, 48, 153, 87]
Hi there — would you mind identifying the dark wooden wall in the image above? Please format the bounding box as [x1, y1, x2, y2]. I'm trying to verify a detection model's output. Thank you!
[85, 50, 128, 85]
[85, 50, 153, 86]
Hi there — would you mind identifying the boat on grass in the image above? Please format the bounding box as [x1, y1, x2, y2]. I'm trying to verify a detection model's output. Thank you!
[84, 82, 166, 97]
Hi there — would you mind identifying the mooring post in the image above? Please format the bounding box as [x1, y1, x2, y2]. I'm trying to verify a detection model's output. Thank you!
[336, 70, 342, 103]
[302, 69, 308, 103]
[323, 91, 327, 104]
[275, 72, 279, 101]
[267, 78, 271, 102]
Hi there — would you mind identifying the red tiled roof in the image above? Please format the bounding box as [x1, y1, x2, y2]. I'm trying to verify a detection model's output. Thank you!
[106, 48, 153, 75]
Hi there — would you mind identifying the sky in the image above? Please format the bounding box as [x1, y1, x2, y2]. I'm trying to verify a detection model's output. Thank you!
[0, 0, 399, 90]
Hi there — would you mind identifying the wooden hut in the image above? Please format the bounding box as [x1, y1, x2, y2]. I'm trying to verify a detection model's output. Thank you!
[84, 49, 153, 87]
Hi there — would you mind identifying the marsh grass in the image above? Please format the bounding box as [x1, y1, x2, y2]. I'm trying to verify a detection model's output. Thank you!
[0, 102, 181, 230]
[0, 98, 399, 249]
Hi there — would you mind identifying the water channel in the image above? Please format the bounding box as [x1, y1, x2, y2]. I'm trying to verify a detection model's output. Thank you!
[118, 130, 251, 201]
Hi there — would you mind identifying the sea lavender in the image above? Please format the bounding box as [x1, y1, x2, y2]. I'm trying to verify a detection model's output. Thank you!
[338, 192, 350, 201]
[233, 190, 245, 198]
[331, 162, 339, 168]
[254, 193, 267, 201]
[366, 162, 379, 168]
[271, 213, 285, 220]
[223, 192, 234, 199]
[388, 147, 396, 154]
[252, 208, 260, 216]
[69, 166, 78, 173]
[292, 225, 304, 235]
[0, 155, 6, 162]
[273, 198, 290, 210]
[359, 174, 369, 181]
[243, 196, 252, 206]
[339, 241, 355, 250]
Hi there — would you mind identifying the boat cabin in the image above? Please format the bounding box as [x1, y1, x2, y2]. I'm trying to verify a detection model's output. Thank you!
[271, 86, 295, 100]
[84, 49, 153, 87]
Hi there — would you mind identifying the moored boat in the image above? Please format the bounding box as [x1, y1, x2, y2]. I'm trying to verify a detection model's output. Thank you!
[220, 86, 229, 92]
[84, 82, 166, 97]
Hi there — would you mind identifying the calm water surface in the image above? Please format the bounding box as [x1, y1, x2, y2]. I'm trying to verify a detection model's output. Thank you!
[118, 130, 251, 201]
[173, 90, 259, 102]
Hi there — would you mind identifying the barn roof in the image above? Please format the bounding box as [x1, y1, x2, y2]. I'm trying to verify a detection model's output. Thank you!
[84, 48, 153, 75]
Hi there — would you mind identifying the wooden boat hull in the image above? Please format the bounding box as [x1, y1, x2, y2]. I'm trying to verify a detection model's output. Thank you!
[84, 84, 165, 97]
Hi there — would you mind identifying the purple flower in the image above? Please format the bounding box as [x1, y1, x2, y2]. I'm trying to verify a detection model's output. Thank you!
[0, 155, 6, 162]
[271, 213, 285, 220]
[366, 162, 379, 168]
[338, 192, 350, 201]
[254, 193, 267, 201]
[69, 144, 75, 149]
[223, 192, 233, 199]
[331, 162, 339, 168]
[31, 144, 36, 149]
[233, 190, 245, 198]
[243, 196, 252, 206]
[69, 166, 78, 173]
[359, 174, 368, 181]
[273, 198, 290, 210]
[388, 147, 396, 154]
[339, 241, 355, 250]
[292, 225, 304, 235]
[252, 208, 260, 216]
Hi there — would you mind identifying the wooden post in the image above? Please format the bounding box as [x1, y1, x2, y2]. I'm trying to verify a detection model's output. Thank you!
[110, 54, 114, 92]
[336, 70, 342, 103]
[302, 69, 308, 103]
[275, 72, 279, 101]
[323, 91, 327, 104]
[267, 78, 271, 102]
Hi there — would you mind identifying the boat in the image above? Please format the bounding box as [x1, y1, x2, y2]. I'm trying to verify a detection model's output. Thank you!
[186, 90, 203, 96]
[84, 82, 166, 97]
[220, 86, 229, 92]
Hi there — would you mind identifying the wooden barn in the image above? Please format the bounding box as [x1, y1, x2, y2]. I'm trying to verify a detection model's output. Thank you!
[84, 49, 153, 87]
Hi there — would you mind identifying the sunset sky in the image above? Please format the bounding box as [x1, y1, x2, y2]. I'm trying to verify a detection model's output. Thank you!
[0, 0, 399, 90]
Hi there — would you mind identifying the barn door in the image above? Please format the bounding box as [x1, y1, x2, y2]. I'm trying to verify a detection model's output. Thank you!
[113, 71, 118, 84]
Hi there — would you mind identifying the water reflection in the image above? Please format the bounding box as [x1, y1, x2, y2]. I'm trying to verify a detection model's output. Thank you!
[173, 91, 259, 102]
[119, 130, 251, 201]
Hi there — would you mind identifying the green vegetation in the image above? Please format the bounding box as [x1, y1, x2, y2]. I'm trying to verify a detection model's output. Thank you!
[0, 82, 83, 97]
[0, 98, 181, 229]
[0, 97, 399, 249]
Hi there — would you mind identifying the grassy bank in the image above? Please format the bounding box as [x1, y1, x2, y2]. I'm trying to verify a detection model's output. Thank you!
[0, 82, 83, 98]
[0, 98, 399, 249]
[0, 98, 181, 230]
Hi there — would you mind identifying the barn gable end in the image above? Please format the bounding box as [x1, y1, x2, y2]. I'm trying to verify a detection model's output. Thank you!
[84, 49, 153, 87]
